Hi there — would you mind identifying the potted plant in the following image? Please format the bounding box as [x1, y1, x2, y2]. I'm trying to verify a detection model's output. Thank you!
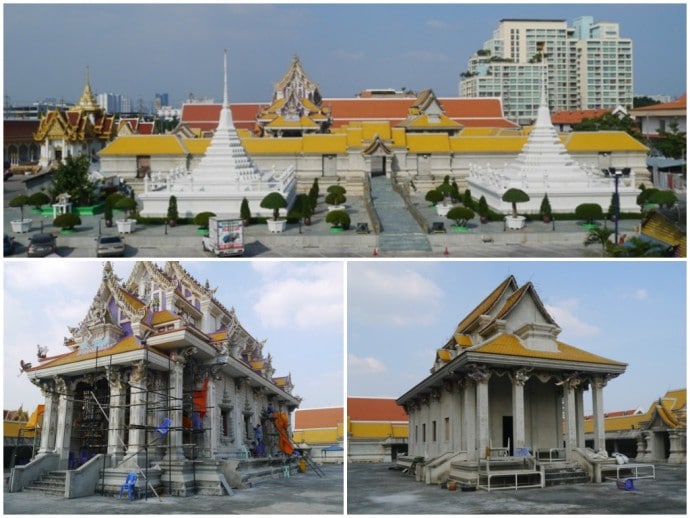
[325, 209, 351, 232]
[446, 206, 475, 232]
[502, 188, 530, 229]
[260, 192, 288, 232]
[28, 192, 51, 214]
[9, 194, 32, 233]
[435, 179, 453, 216]
[114, 196, 137, 233]
[477, 196, 490, 224]
[167, 195, 179, 227]
[325, 185, 347, 211]
[575, 203, 604, 230]
[539, 194, 552, 223]
[240, 197, 252, 226]
[53, 213, 82, 234]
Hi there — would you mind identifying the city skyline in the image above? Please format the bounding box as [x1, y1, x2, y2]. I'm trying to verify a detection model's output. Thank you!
[3, 3, 686, 108]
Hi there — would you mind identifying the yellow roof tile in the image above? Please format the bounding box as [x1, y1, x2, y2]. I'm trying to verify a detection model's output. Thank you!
[437, 349, 452, 362]
[150, 310, 179, 326]
[32, 336, 142, 370]
[99, 135, 189, 156]
[564, 131, 648, 152]
[474, 334, 626, 366]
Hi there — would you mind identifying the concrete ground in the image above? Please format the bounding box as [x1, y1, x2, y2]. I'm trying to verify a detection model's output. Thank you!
[4, 175, 644, 258]
[3, 464, 343, 515]
[347, 462, 687, 514]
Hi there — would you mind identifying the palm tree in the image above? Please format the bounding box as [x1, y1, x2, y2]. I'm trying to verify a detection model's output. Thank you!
[584, 227, 614, 256]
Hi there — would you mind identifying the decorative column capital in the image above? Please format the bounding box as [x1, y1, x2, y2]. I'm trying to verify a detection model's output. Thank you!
[511, 368, 532, 386]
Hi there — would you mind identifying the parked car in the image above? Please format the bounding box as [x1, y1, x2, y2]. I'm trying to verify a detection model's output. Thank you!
[4, 234, 15, 255]
[27, 233, 57, 257]
[95, 235, 126, 257]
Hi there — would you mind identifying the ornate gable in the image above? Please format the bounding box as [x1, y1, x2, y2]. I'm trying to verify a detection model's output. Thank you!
[398, 89, 462, 134]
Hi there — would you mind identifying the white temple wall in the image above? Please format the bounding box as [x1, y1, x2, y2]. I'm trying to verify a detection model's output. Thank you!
[488, 376, 513, 450]
[526, 380, 562, 451]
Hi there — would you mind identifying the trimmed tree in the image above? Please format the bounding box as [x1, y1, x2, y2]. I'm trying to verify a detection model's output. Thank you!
[193, 211, 216, 229]
[288, 193, 314, 226]
[648, 189, 677, 209]
[326, 184, 346, 196]
[325, 209, 351, 230]
[477, 195, 490, 223]
[115, 196, 137, 220]
[53, 213, 81, 231]
[167, 195, 179, 226]
[28, 192, 51, 211]
[447, 206, 475, 228]
[425, 189, 444, 206]
[260, 192, 288, 221]
[9, 194, 30, 220]
[575, 203, 604, 225]
[240, 197, 252, 225]
[539, 194, 552, 222]
[501, 188, 530, 218]
[325, 191, 347, 207]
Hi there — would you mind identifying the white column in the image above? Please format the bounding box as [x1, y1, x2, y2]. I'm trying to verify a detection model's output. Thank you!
[107, 368, 126, 463]
[207, 377, 217, 458]
[511, 370, 528, 451]
[53, 378, 74, 469]
[576, 386, 586, 449]
[126, 363, 147, 465]
[563, 381, 578, 460]
[591, 378, 606, 452]
[165, 359, 185, 461]
[38, 382, 59, 455]
[461, 381, 476, 458]
[476, 378, 490, 459]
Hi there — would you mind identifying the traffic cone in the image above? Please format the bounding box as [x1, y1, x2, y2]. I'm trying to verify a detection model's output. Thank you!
[444, 246, 449, 256]
[372, 247, 378, 256]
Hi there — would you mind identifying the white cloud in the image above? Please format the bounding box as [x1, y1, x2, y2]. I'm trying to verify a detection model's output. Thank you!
[633, 289, 649, 300]
[252, 262, 343, 330]
[545, 299, 599, 337]
[349, 264, 442, 326]
[348, 353, 386, 376]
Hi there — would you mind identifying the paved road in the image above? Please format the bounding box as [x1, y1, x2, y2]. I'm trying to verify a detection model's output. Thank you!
[4, 464, 343, 515]
[347, 462, 686, 514]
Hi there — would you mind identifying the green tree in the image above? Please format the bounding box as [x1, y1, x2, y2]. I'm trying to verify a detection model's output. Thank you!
[325, 209, 350, 230]
[446, 206, 475, 227]
[648, 189, 678, 209]
[9, 194, 30, 220]
[539, 194, 552, 221]
[575, 203, 604, 225]
[240, 197, 251, 224]
[50, 155, 97, 206]
[114, 196, 137, 220]
[571, 112, 644, 142]
[167, 195, 179, 225]
[425, 189, 444, 206]
[477, 196, 490, 222]
[501, 188, 530, 218]
[653, 123, 687, 159]
[325, 191, 347, 207]
[53, 213, 82, 231]
[28, 191, 51, 210]
[288, 193, 313, 225]
[193, 211, 216, 228]
[260, 192, 288, 221]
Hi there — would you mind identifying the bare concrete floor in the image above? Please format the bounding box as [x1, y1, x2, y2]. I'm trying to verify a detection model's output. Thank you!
[347, 462, 687, 514]
[3, 464, 343, 514]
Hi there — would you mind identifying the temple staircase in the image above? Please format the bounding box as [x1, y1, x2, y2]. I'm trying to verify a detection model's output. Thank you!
[21, 470, 66, 496]
[542, 462, 590, 486]
[370, 176, 432, 253]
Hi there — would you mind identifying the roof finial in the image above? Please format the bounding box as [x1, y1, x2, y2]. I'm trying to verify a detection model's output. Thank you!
[223, 49, 229, 108]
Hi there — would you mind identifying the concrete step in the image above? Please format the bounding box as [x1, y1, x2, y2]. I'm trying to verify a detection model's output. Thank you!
[22, 470, 66, 496]
[543, 466, 590, 486]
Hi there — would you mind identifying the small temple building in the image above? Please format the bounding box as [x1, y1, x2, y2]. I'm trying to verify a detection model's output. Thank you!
[396, 275, 631, 489]
[347, 397, 408, 463]
[9, 261, 300, 498]
[292, 407, 344, 463]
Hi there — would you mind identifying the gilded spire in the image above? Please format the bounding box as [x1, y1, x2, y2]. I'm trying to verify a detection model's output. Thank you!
[77, 65, 98, 111]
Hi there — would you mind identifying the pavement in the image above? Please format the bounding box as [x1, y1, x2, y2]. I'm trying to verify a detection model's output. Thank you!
[346, 462, 687, 514]
[3, 463, 343, 515]
[4, 174, 642, 258]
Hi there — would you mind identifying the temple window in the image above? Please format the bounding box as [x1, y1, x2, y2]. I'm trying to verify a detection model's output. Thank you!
[422, 423, 426, 443]
[444, 417, 450, 442]
[432, 421, 437, 442]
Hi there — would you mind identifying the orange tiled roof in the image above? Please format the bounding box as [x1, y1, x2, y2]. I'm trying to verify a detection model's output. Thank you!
[551, 109, 610, 125]
[180, 103, 261, 132]
[29, 336, 143, 370]
[150, 310, 179, 326]
[633, 94, 686, 112]
[294, 407, 344, 429]
[347, 397, 408, 422]
[4, 120, 41, 142]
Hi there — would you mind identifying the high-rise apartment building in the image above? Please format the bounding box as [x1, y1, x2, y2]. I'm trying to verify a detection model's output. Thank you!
[459, 17, 633, 124]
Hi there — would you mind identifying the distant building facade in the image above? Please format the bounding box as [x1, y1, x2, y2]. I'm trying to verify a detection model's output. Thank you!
[293, 407, 344, 463]
[460, 17, 633, 124]
[347, 397, 408, 462]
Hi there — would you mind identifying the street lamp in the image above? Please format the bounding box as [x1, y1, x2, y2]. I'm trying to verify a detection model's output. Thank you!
[608, 167, 622, 244]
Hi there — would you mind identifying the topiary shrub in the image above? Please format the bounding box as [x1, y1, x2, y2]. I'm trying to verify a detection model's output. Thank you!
[240, 197, 251, 225]
[53, 212, 81, 230]
[167, 195, 179, 226]
[260, 192, 288, 221]
[502, 188, 530, 218]
[325, 209, 351, 230]
[325, 191, 347, 207]
[446, 206, 475, 228]
[28, 191, 51, 210]
[575, 203, 603, 225]
[193, 211, 216, 229]
[425, 189, 444, 206]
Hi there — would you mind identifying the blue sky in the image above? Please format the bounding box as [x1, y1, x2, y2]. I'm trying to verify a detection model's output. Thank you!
[348, 260, 686, 414]
[3, 3, 686, 107]
[3, 260, 344, 413]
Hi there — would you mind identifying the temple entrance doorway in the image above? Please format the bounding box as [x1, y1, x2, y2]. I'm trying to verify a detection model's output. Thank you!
[71, 378, 110, 467]
[370, 156, 386, 178]
[502, 415, 514, 455]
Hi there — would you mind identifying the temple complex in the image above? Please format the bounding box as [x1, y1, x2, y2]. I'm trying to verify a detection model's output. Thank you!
[97, 55, 649, 200]
[138, 51, 296, 219]
[9, 261, 300, 498]
[396, 275, 632, 489]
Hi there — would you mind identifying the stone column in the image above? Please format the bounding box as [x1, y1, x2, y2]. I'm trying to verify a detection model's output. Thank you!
[642, 430, 655, 462]
[164, 357, 185, 461]
[563, 380, 578, 460]
[53, 377, 74, 470]
[460, 379, 476, 458]
[667, 429, 686, 464]
[207, 376, 218, 459]
[575, 386, 586, 449]
[511, 370, 528, 451]
[591, 378, 607, 453]
[37, 381, 59, 455]
[126, 362, 147, 465]
[475, 375, 490, 459]
[106, 367, 126, 464]
[635, 433, 647, 462]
